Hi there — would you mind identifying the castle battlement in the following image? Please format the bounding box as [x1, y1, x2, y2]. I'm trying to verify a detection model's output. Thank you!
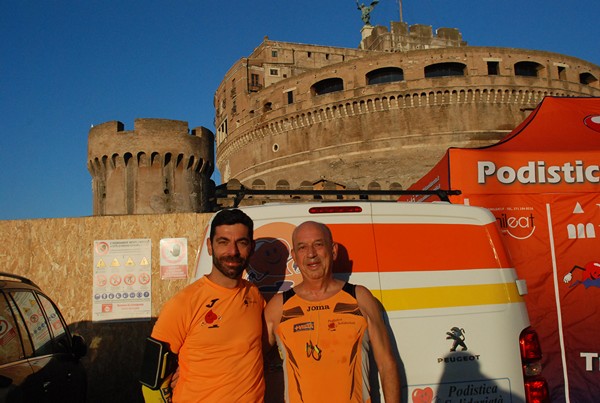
[87, 119, 214, 215]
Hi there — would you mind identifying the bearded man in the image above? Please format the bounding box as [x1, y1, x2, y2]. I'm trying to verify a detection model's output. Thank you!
[142, 209, 265, 402]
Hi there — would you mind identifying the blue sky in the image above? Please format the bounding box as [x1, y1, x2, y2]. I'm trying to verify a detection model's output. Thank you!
[1, 0, 598, 220]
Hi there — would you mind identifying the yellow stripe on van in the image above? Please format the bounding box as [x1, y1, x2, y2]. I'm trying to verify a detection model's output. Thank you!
[379, 283, 523, 311]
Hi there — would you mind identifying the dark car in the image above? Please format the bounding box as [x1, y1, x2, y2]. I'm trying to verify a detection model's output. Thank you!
[0, 273, 87, 402]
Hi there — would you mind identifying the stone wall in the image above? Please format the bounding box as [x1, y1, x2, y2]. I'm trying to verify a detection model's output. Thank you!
[0, 213, 211, 402]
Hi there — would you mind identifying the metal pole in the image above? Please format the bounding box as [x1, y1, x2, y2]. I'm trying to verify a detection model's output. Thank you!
[399, 0, 404, 22]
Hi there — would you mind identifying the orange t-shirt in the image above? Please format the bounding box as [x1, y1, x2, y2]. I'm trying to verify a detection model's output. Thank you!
[152, 276, 265, 402]
[275, 283, 371, 403]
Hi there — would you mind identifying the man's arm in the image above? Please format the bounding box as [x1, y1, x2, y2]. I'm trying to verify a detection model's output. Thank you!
[139, 337, 178, 402]
[141, 292, 186, 402]
[356, 285, 401, 402]
[263, 293, 283, 347]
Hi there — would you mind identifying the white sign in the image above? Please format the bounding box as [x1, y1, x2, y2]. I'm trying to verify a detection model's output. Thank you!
[160, 238, 188, 279]
[92, 239, 152, 322]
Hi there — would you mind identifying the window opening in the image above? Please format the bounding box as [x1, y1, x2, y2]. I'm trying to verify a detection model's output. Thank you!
[250, 73, 261, 92]
[487, 61, 500, 75]
[367, 67, 404, 85]
[252, 179, 266, 190]
[514, 61, 541, 77]
[580, 72, 598, 85]
[368, 182, 381, 191]
[276, 180, 290, 190]
[424, 62, 466, 78]
[311, 78, 344, 95]
[557, 66, 567, 80]
[299, 181, 313, 190]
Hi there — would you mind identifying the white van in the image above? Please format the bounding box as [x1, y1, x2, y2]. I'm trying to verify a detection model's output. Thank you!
[191, 201, 549, 403]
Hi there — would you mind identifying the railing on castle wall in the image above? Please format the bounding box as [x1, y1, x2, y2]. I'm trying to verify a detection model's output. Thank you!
[217, 85, 568, 160]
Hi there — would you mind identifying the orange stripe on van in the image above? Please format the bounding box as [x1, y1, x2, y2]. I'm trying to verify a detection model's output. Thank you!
[379, 283, 523, 311]
[372, 223, 511, 272]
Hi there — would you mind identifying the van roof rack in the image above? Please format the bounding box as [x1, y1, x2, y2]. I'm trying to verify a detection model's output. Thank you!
[213, 185, 461, 208]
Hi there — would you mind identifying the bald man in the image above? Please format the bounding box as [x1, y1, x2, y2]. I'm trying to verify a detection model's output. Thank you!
[264, 221, 400, 402]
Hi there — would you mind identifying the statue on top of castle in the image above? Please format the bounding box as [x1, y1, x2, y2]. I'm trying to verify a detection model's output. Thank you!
[356, 0, 379, 25]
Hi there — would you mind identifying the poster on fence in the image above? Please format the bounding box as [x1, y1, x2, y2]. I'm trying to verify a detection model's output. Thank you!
[92, 238, 152, 322]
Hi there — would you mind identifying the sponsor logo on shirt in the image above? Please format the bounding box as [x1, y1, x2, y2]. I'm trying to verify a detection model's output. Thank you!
[202, 309, 221, 328]
[293, 322, 315, 332]
[327, 319, 356, 331]
[307, 305, 330, 311]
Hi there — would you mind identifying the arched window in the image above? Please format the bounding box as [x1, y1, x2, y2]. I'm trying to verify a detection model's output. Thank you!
[311, 78, 343, 95]
[187, 155, 195, 169]
[367, 67, 404, 85]
[137, 152, 147, 167]
[580, 72, 598, 85]
[424, 62, 466, 78]
[389, 182, 403, 190]
[368, 182, 381, 191]
[514, 61, 542, 77]
[252, 179, 266, 190]
[151, 152, 160, 166]
[276, 180, 290, 190]
[299, 181, 313, 190]
[164, 153, 172, 167]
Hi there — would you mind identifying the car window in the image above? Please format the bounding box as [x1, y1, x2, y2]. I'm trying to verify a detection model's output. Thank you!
[10, 290, 53, 356]
[0, 292, 25, 365]
[5, 292, 34, 358]
[37, 292, 70, 352]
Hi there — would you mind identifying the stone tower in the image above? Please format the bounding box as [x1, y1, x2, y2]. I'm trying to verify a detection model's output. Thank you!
[87, 119, 214, 215]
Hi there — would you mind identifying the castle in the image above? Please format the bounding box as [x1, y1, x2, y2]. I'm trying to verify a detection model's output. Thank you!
[88, 20, 600, 215]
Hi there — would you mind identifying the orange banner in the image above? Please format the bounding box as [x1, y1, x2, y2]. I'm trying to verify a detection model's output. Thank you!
[461, 192, 600, 402]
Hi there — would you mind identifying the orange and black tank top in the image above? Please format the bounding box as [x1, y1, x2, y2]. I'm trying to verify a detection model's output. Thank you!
[275, 283, 371, 403]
